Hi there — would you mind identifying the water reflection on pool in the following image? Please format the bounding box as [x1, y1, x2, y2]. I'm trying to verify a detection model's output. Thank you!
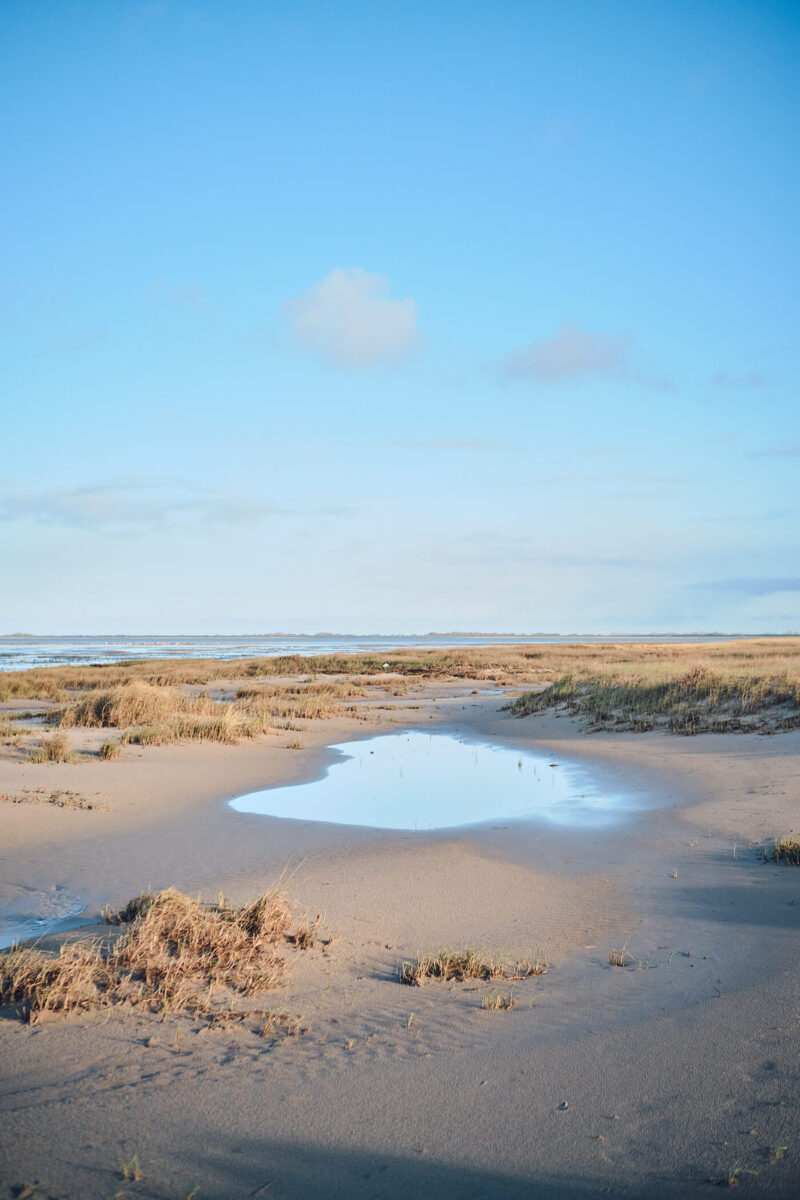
[229, 731, 635, 831]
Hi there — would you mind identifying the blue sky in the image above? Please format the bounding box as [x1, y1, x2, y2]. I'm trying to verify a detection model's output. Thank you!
[1, 0, 798, 634]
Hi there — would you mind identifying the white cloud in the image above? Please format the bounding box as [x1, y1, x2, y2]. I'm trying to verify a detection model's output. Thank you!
[285, 268, 420, 367]
[503, 322, 631, 383]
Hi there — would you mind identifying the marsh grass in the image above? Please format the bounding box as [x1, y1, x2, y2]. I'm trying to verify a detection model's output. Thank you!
[235, 680, 366, 701]
[763, 836, 800, 865]
[46, 680, 367, 746]
[0, 886, 310, 1024]
[399, 949, 547, 986]
[507, 661, 800, 734]
[98, 738, 121, 760]
[55, 683, 256, 744]
[5, 640, 798, 748]
[1, 637, 798, 699]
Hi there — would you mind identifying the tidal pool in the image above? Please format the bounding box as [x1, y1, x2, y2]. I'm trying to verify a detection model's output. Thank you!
[0, 884, 87, 951]
[230, 731, 635, 831]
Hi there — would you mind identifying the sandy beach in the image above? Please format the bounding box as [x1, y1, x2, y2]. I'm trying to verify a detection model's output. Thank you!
[0, 668, 798, 1199]
[5, 0, 796, 1191]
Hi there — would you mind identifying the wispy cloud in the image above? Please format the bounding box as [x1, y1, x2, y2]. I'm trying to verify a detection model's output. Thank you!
[710, 370, 766, 389]
[0, 479, 354, 533]
[285, 268, 420, 367]
[688, 578, 800, 597]
[502, 322, 631, 383]
[748, 443, 800, 459]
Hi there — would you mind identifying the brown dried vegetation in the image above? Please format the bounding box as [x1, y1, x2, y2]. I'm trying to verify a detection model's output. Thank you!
[0, 886, 310, 1024]
[763, 836, 800, 865]
[400, 949, 547, 986]
[507, 651, 800, 735]
[0, 788, 105, 810]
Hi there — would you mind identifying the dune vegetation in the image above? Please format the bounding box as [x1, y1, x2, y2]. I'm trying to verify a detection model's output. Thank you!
[0, 639, 798, 746]
[38, 679, 372, 748]
[504, 642, 800, 734]
[399, 949, 548, 986]
[0, 886, 313, 1025]
[764, 836, 800, 865]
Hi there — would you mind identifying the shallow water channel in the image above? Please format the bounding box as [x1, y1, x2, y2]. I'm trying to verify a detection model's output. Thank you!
[230, 730, 635, 831]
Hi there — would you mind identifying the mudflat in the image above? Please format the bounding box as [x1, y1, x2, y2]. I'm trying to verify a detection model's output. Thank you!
[0, 656, 798, 1198]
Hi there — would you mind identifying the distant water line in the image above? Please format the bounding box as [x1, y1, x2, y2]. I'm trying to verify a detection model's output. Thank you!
[1, 633, 745, 672]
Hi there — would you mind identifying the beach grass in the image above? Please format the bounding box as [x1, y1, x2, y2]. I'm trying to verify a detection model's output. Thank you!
[28, 732, 73, 762]
[0, 886, 310, 1024]
[482, 990, 516, 1010]
[39, 680, 367, 747]
[2, 638, 798, 740]
[505, 656, 800, 734]
[399, 949, 547, 986]
[763, 836, 800, 865]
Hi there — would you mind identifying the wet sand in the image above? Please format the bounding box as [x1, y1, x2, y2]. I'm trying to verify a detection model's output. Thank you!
[1, 688, 798, 1198]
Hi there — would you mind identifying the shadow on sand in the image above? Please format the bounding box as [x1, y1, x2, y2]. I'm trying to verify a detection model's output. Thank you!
[116, 1136, 731, 1200]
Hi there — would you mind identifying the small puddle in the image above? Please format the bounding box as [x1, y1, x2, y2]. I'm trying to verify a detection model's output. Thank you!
[0, 884, 87, 950]
[230, 731, 636, 831]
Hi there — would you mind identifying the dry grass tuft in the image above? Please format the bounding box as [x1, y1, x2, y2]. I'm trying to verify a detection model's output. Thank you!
[120, 1155, 143, 1182]
[508, 956, 549, 979]
[103, 892, 156, 925]
[482, 990, 516, 1010]
[238, 890, 294, 940]
[400, 949, 505, 985]
[28, 732, 73, 763]
[287, 911, 321, 950]
[0, 941, 114, 1021]
[0, 719, 33, 746]
[609, 947, 630, 967]
[399, 948, 546, 986]
[764, 836, 800, 865]
[1, 886, 310, 1024]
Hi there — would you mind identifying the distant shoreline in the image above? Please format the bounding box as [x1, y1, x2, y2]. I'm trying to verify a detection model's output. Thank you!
[2, 632, 787, 674]
[2, 631, 790, 642]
